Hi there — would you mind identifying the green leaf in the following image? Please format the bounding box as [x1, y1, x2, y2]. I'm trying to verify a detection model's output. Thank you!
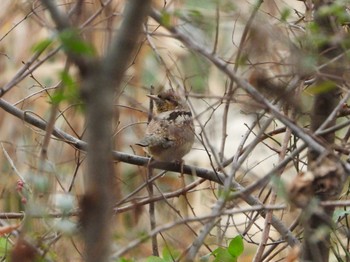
[318, 2, 350, 23]
[60, 71, 78, 99]
[280, 8, 291, 22]
[307, 81, 337, 95]
[305, 22, 328, 48]
[160, 11, 171, 27]
[236, 53, 248, 66]
[117, 258, 135, 262]
[31, 38, 53, 53]
[0, 237, 9, 257]
[59, 29, 95, 56]
[188, 9, 204, 24]
[145, 256, 167, 262]
[50, 89, 65, 105]
[212, 247, 236, 262]
[50, 71, 80, 105]
[228, 235, 244, 258]
[162, 246, 180, 261]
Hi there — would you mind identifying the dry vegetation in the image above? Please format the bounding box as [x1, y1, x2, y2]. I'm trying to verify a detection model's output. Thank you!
[0, 0, 349, 261]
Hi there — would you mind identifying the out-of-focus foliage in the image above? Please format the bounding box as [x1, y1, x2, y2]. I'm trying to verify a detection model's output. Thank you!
[0, 0, 350, 261]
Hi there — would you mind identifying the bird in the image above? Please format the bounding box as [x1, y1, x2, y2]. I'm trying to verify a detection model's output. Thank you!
[136, 89, 195, 162]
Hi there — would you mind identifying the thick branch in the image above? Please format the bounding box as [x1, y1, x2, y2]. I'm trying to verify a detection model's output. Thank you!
[40, 1, 152, 261]
[0, 97, 299, 247]
[302, 0, 346, 259]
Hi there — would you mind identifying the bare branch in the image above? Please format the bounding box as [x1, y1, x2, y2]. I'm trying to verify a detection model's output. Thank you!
[0, 95, 299, 247]
[150, 8, 326, 155]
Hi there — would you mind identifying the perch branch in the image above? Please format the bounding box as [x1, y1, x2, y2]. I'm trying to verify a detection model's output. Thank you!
[0, 97, 299, 246]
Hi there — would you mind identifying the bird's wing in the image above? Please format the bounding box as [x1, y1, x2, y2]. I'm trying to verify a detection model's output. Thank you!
[136, 134, 174, 149]
[135, 137, 150, 147]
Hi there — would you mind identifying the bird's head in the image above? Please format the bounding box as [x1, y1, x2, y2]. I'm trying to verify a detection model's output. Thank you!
[147, 90, 190, 113]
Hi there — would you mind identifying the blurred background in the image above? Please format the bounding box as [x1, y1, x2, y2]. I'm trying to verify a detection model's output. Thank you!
[0, 1, 337, 261]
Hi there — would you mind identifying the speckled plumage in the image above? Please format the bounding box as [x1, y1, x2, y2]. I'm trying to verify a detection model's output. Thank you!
[136, 90, 194, 162]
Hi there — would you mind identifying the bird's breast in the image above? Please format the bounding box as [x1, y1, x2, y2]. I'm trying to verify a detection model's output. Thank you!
[157, 110, 193, 126]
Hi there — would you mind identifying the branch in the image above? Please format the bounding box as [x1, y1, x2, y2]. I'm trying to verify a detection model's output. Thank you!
[40, 0, 92, 74]
[0, 96, 299, 247]
[0, 98, 225, 183]
[113, 204, 287, 258]
[0, 46, 60, 97]
[149, 8, 326, 155]
[3, 199, 350, 220]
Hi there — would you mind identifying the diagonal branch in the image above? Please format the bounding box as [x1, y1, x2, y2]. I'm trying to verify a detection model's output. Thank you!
[149, 8, 326, 155]
[0, 96, 299, 247]
[40, 0, 93, 74]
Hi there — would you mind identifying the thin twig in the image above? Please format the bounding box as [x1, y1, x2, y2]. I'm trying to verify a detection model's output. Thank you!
[1, 143, 26, 184]
[147, 164, 159, 256]
[253, 111, 293, 262]
[112, 204, 287, 258]
[0, 96, 299, 246]
[150, 8, 326, 155]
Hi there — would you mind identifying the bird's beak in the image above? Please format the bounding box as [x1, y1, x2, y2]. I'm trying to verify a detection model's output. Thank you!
[146, 94, 161, 101]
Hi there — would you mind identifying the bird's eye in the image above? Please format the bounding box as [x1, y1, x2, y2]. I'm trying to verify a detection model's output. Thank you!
[169, 97, 179, 105]
[158, 94, 167, 100]
[158, 94, 170, 101]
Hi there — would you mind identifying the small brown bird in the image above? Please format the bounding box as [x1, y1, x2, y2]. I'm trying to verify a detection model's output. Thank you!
[136, 89, 195, 162]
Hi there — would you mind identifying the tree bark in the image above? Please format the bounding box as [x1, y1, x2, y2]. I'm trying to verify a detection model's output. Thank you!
[79, 1, 151, 261]
[303, 1, 346, 261]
